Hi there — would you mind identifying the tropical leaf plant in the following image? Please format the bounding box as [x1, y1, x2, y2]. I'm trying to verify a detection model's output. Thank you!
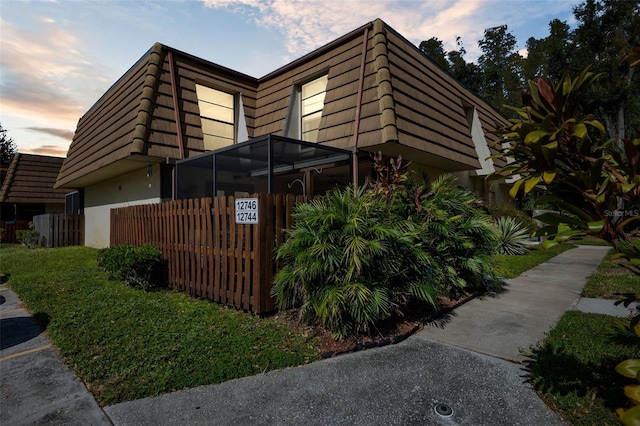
[491, 49, 640, 424]
[489, 65, 640, 261]
[495, 216, 531, 255]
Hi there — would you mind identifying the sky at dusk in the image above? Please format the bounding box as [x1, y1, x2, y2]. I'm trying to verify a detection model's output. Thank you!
[0, 0, 580, 157]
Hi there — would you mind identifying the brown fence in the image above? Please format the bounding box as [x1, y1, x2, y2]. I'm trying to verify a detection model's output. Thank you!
[32, 214, 84, 247]
[110, 194, 306, 314]
[0, 220, 31, 244]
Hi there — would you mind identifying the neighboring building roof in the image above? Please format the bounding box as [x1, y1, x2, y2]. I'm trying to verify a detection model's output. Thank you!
[0, 153, 67, 204]
[56, 18, 507, 189]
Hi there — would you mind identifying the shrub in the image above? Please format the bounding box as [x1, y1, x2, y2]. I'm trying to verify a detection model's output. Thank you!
[272, 187, 438, 339]
[488, 203, 538, 233]
[405, 174, 498, 296]
[16, 229, 40, 249]
[369, 156, 498, 296]
[273, 156, 500, 339]
[495, 216, 531, 256]
[97, 244, 164, 291]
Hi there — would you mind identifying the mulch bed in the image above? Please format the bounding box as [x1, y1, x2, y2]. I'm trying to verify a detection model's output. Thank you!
[274, 291, 483, 359]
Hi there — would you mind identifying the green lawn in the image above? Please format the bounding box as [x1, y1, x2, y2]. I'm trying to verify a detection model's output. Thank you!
[491, 243, 573, 278]
[582, 249, 640, 298]
[528, 311, 638, 426]
[0, 245, 319, 406]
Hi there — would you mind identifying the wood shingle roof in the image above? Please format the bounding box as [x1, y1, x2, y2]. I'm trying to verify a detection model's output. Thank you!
[56, 18, 508, 189]
[0, 153, 67, 204]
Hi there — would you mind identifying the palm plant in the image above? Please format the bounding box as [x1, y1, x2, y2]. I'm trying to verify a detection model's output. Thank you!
[495, 216, 531, 255]
[273, 156, 502, 339]
[414, 175, 498, 296]
[272, 186, 438, 339]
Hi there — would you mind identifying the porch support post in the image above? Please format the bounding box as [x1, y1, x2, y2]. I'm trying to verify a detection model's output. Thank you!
[351, 24, 370, 188]
[168, 51, 185, 159]
[267, 136, 273, 193]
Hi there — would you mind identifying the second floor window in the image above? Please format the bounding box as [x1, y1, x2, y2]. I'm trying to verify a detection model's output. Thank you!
[300, 75, 328, 142]
[196, 84, 235, 150]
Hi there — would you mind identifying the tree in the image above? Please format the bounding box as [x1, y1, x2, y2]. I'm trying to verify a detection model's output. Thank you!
[523, 19, 572, 82]
[477, 25, 524, 117]
[1, 123, 17, 164]
[447, 36, 482, 92]
[419, 37, 450, 71]
[571, 0, 640, 143]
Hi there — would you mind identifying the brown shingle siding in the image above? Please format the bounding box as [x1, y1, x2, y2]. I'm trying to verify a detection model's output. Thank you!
[58, 19, 508, 189]
[56, 53, 151, 188]
[1, 154, 67, 204]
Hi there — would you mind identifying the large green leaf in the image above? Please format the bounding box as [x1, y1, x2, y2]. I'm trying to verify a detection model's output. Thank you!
[542, 171, 556, 184]
[618, 405, 640, 426]
[625, 385, 640, 404]
[524, 175, 541, 194]
[572, 123, 588, 139]
[525, 130, 548, 145]
[509, 179, 524, 198]
[587, 220, 604, 233]
[584, 119, 606, 134]
[536, 212, 582, 226]
[616, 358, 640, 379]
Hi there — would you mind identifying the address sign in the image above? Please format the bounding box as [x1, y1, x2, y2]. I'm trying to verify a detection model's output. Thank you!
[235, 198, 259, 224]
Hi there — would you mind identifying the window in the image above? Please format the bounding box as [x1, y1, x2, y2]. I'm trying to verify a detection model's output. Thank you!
[300, 75, 328, 142]
[65, 190, 83, 214]
[196, 84, 235, 150]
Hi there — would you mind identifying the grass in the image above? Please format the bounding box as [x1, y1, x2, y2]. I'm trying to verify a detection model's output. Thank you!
[491, 243, 573, 278]
[528, 311, 639, 426]
[582, 250, 640, 298]
[0, 245, 319, 406]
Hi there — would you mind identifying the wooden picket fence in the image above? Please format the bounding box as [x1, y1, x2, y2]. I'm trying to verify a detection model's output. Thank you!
[110, 194, 306, 314]
[32, 214, 84, 247]
[0, 220, 31, 244]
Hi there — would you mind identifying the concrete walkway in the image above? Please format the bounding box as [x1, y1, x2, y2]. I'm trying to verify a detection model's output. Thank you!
[0, 283, 111, 426]
[419, 245, 612, 362]
[0, 245, 623, 425]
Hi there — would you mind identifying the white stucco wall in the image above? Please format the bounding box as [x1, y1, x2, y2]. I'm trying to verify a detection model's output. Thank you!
[84, 164, 162, 248]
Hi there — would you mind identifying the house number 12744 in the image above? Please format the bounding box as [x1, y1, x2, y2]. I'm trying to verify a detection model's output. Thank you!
[235, 198, 259, 224]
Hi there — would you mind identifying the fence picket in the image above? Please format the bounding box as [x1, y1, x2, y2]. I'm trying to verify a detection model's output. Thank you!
[109, 194, 305, 314]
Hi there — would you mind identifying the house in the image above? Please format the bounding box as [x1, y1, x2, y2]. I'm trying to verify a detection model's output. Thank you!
[1, 153, 67, 222]
[55, 18, 510, 248]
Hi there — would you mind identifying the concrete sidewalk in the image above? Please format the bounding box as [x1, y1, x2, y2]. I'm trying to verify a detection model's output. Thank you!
[104, 246, 612, 425]
[0, 283, 111, 426]
[418, 245, 612, 362]
[1, 245, 619, 425]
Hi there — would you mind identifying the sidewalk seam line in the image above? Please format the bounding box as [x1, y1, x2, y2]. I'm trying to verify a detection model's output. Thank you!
[0, 344, 53, 362]
[0, 308, 27, 315]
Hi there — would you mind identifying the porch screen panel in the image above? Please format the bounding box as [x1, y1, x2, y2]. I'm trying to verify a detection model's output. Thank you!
[175, 155, 214, 199]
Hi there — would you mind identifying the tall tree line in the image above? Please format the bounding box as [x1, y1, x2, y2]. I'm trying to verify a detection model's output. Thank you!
[419, 0, 640, 141]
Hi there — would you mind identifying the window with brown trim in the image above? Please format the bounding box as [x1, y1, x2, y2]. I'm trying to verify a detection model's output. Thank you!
[300, 75, 328, 142]
[196, 84, 235, 150]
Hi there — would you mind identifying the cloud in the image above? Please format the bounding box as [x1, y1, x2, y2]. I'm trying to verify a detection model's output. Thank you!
[25, 127, 75, 141]
[21, 145, 68, 157]
[200, 0, 574, 62]
[0, 17, 107, 126]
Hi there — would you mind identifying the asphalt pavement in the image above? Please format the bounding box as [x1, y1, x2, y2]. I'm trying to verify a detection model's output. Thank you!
[1, 244, 629, 425]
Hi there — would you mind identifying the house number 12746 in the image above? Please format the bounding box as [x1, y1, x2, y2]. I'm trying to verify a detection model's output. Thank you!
[235, 198, 259, 224]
